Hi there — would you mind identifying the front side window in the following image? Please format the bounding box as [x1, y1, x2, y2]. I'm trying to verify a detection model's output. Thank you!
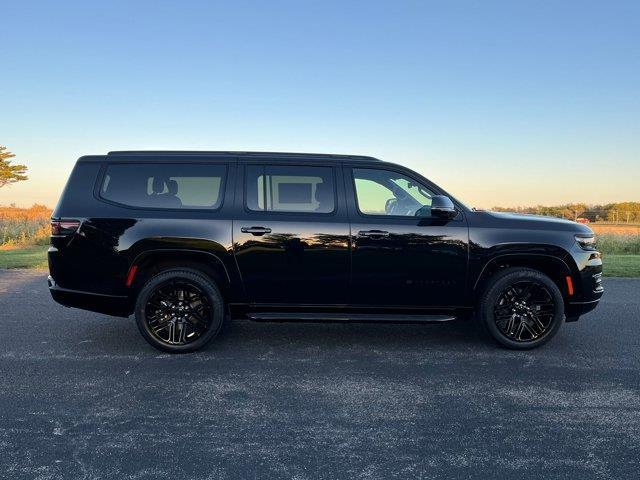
[101, 163, 226, 209]
[246, 165, 335, 213]
[353, 168, 434, 217]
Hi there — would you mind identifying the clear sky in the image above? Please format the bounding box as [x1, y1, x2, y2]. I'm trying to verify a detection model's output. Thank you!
[1, 0, 638, 208]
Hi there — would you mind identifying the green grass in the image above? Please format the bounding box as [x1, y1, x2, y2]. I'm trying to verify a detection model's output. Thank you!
[0, 246, 639, 278]
[0, 245, 48, 269]
[602, 255, 640, 277]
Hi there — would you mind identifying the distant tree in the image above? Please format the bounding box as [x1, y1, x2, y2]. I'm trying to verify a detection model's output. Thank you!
[490, 202, 640, 223]
[564, 203, 588, 220]
[607, 202, 640, 223]
[0, 146, 28, 188]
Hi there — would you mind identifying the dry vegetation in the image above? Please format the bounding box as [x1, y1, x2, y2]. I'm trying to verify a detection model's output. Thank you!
[591, 225, 640, 256]
[0, 205, 638, 272]
[0, 204, 52, 249]
[590, 224, 640, 235]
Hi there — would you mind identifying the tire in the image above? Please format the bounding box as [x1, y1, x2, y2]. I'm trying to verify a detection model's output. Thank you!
[134, 268, 225, 353]
[477, 267, 565, 350]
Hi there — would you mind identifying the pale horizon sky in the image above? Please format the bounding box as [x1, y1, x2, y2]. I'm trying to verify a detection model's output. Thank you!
[1, 0, 639, 209]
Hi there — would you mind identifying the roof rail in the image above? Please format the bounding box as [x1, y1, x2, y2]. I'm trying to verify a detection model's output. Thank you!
[107, 150, 381, 161]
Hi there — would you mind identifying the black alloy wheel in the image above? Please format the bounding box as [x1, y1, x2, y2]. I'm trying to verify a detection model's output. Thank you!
[478, 267, 565, 349]
[145, 279, 211, 345]
[135, 269, 224, 353]
[493, 280, 556, 342]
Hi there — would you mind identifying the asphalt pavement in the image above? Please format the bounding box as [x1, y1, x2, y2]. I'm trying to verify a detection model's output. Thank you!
[0, 270, 639, 480]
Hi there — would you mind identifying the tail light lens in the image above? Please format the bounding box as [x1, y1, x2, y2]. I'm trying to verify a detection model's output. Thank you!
[51, 219, 80, 236]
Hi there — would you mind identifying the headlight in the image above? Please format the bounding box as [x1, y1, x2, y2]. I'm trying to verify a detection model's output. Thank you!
[575, 234, 597, 251]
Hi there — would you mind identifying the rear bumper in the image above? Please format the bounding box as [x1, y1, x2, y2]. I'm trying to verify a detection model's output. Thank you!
[48, 276, 132, 317]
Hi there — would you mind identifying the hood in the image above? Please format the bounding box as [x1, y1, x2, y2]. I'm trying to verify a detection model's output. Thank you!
[479, 211, 594, 234]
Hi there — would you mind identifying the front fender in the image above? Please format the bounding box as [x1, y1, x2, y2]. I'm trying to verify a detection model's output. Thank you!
[467, 241, 579, 305]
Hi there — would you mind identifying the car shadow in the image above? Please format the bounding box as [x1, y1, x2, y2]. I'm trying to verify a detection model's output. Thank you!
[2, 271, 494, 359]
[85, 315, 490, 358]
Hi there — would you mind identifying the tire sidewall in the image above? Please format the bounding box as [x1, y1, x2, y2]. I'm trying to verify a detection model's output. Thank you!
[479, 268, 565, 350]
[135, 269, 224, 353]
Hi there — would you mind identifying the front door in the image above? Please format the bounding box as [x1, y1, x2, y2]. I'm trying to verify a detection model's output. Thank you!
[345, 166, 469, 308]
[233, 163, 350, 305]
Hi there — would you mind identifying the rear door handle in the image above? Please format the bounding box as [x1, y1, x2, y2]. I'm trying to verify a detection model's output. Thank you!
[358, 230, 390, 238]
[241, 226, 272, 236]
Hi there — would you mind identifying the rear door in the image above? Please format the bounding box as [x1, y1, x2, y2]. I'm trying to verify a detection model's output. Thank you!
[345, 165, 469, 308]
[233, 161, 350, 305]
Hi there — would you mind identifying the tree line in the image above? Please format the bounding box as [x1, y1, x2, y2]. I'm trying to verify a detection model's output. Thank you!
[491, 202, 640, 223]
[2, 145, 638, 222]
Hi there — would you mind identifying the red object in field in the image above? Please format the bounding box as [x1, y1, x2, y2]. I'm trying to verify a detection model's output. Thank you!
[576, 218, 590, 224]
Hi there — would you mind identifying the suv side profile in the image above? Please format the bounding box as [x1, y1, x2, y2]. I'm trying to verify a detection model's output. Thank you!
[48, 151, 603, 352]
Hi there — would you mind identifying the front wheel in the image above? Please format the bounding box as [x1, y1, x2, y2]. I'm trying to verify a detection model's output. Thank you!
[134, 269, 224, 353]
[478, 268, 565, 349]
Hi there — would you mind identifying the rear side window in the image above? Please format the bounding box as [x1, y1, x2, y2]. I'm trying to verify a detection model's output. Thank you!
[100, 163, 226, 209]
[245, 165, 335, 213]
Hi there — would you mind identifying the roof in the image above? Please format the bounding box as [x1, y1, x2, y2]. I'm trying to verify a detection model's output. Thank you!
[101, 150, 382, 163]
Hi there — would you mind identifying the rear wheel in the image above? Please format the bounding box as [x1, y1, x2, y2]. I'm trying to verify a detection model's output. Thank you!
[134, 269, 224, 353]
[478, 268, 565, 349]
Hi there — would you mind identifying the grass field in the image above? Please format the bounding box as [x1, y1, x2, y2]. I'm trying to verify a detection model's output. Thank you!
[1, 203, 639, 276]
[0, 245, 48, 269]
[601, 255, 640, 277]
[595, 234, 640, 255]
[1, 244, 639, 278]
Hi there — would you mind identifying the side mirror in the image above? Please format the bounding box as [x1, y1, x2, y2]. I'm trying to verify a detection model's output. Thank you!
[430, 195, 457, 219]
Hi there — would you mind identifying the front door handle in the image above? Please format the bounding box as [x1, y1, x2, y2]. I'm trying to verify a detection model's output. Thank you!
[241, 226, 272, 236]
[358, 230, 390, 238]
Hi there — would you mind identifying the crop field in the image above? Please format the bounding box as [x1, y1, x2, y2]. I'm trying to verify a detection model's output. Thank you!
[590, 223, 640, 236]
[0, 204, 51, 248]
[596, 234, 640, 255]
[1, 205, 639, 275]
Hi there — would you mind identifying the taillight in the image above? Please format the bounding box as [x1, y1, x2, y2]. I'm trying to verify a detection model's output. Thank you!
[51, 219, 80, 236]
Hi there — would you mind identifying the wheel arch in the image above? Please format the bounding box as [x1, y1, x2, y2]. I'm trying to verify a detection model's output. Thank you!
[127, 249, 235, 302]
[472, 253, 576, 303]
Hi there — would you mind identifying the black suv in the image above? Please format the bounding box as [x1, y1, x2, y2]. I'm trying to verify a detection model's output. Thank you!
[48, 151, 603, 352]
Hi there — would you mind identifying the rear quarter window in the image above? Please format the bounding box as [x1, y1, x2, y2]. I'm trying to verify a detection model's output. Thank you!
[100, 163, 226, 210]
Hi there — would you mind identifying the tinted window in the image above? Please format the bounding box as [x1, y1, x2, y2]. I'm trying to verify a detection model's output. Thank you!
[101, 163, 226, 209]
[353, 168, 433, 216]
[246, 165, 335, 213]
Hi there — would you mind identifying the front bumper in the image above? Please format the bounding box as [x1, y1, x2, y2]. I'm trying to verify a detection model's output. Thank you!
[48, 276, 132, 317]
[566, 252, 604, 321]
[567, 297, 601, 319]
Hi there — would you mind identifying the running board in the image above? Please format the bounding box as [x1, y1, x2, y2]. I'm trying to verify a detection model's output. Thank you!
[246, 312, 457, 323]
